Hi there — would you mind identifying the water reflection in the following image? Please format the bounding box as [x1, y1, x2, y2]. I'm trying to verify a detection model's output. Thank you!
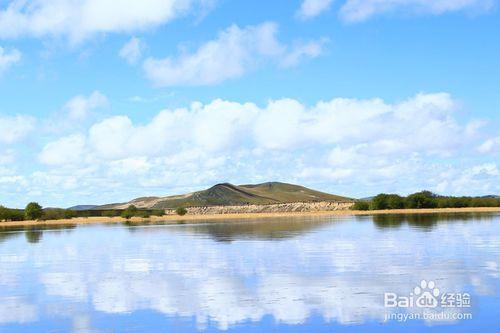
[145, 217, 333, 242]
[24, 229, 43, 243]
[0, 224, 76, 244]
[0, 213, 498, 332]
[370, 213, 496, 230]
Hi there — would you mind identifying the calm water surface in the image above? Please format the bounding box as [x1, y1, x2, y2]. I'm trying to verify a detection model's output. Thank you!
[0, 213, 499, 332]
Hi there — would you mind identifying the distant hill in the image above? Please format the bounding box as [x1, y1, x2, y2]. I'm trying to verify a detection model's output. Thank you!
[97, 182, 353, 210]
[68, 205, 98, 210]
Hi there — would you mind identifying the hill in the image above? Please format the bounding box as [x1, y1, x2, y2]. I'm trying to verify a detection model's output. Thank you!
[98, 182, 352, 210]
[68, 205, 98, 210]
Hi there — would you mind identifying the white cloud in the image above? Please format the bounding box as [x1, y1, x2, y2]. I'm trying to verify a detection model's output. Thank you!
[64, 91, 108, 121]
[2, 92, 497, 206]
[143, 22, 325, 86]
[0, 46, 21, 74]
[0, 149, 15, 165]
[119, 37, 144, 64]
[339, 0, 494, 23]
[88, 116, 135, 159]
[280, 39, 328, 68]
[297, 0, 335, 19]
[478, 136, 500, 154]
[0, 114, 35, 144]
[39, 92, 467, 161]
[0, 0, 208, 43]
[39, 134, 86, 165]
[436, 163, 499, 195]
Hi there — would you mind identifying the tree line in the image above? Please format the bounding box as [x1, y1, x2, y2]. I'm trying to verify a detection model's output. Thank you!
[0, 202, 186, 222]
[352, 191, 500, 210]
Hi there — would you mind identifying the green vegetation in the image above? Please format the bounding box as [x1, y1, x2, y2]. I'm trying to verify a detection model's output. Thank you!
[102, 210, 119, 217]
[121, 205, 138, 219]
[24, 202, 43, 220]
[351, 201, 369, 210]
[0, 202, 165, 223]
[151, 209, 166, 216]
[0, 206, 25, 221]
[353, 191, 500, 211]
[176, 207, 188, 216]
[370, 194, 405, 210]
[41, 208, 77, 220]
[406, 191, 438, 209]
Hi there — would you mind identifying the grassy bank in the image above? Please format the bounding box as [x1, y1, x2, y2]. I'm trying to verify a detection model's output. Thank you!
[0, 207, 498, 228]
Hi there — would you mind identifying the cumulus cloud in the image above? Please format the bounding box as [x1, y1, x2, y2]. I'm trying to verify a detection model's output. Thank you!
[43, 91, 109, 135]
[0, 0, 209, 43]
[478, 136, 500, 154]
[3, 92, 498, 207]
[39, 134, 86, 166]
[0, 46, 21, 74]
[339, 0, 494, 23]
[64, 91, 108, 121]
[52, 92, 464, 160]
[436, 163, 499, 194]
[119, 37, 144, 64]
[143, 22, 325, 86]
[297, 0, 335, 19]
[0, 114, 35, 144]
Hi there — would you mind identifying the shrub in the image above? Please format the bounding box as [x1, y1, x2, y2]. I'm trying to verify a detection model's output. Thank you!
[0, 206, 24, 221]
[370, 194, 390, 210]
[102, 210, 119, 217]
[25, 202, 43, 220]
[136, 210, 151, 218]
[175, 207, 187, 216]
[406, 191, 438, 209]
[369, 194, 406, 210]
[352, 201, 369, 210]
[41, 209, 76, 220]
[151, 209, 165, 216]
[78, 210, 91, 217]
[64, 210, 77, 219]
[386, 194, 405, 209]
[121, 205, 138, 219]
[361, 191, 499, 210]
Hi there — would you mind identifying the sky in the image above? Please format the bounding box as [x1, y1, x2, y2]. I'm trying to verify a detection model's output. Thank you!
[0, 0, 499, 208]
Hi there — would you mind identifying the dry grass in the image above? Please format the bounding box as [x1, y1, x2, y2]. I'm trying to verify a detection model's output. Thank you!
[0, 207, 498, 228]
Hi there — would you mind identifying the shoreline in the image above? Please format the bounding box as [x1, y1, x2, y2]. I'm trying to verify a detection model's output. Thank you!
[0, 207, 499, 228]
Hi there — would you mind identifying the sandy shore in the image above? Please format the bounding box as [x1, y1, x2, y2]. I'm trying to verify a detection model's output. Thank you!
[0, 207, 498, 228]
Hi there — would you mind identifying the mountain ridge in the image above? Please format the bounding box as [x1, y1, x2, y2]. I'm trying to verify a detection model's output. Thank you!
[97, 182, 353, 210]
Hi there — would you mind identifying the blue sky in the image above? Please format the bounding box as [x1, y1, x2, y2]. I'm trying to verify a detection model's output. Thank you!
[0, 0, 499, 208]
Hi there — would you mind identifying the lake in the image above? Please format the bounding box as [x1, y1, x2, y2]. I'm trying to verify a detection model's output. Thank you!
[0, 213, 499, 332]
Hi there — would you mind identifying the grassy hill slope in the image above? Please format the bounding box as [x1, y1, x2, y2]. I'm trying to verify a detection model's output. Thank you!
[98, 182, 352, 210]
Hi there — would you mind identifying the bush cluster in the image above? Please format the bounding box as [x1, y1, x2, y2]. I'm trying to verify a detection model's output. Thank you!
[121, 205, 138, 219]
[0, 206, 25, 221]
[41, 208, 77, 220]
[0, 202, 167, 222]
[118, 205, 167, 219]
[352, 191, 500, 211]
[175, 207, 188, 216]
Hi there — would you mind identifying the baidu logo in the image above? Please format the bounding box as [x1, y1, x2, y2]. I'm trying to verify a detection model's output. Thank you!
[384, 279, 473, 322]
[413, 279, 440, 308]
[384, 279, 470, 309]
